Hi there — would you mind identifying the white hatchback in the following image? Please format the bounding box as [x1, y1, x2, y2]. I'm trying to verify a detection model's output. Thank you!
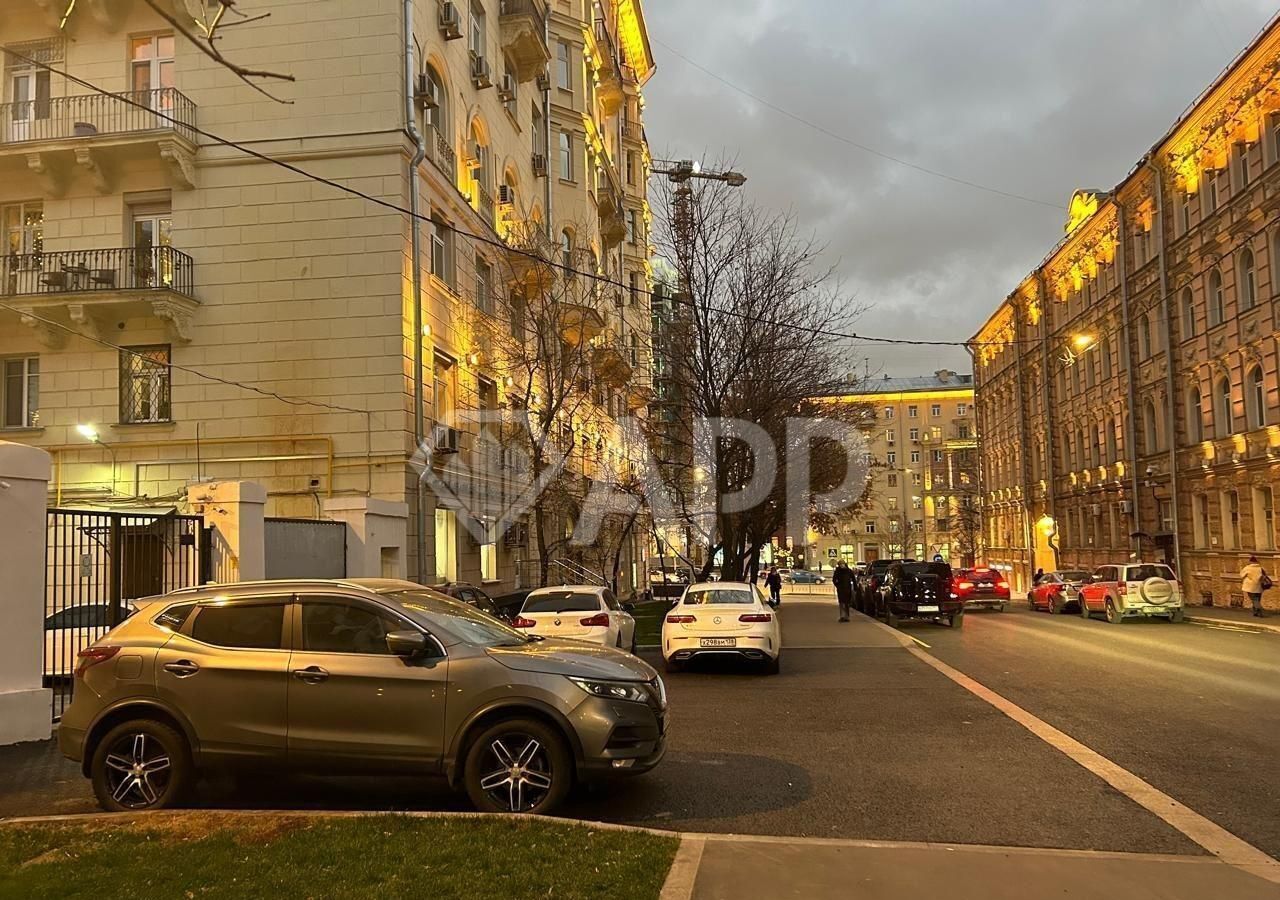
[661, 581, 782, 674]
[513, 585, 637, 652]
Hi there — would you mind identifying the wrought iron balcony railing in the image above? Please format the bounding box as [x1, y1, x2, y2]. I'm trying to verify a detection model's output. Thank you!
[2, 246, 195, 298]
[500, 0, 546, 33]
[0, 88, 197, 146]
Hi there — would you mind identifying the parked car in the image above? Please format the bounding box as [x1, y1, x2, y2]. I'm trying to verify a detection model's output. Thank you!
[1078, 563, 1184, 623]
[58, 578, 666, 814]
[783, 569, 826, 585]
[661, 581, 781, 674]
[877, 561, 964, 628]
[1028, 570, 1090, 614]
[951, 567, 1010, 612]
[648, 567, 693, 599]
[856, 559, 905, 613]
[437, 582, 507, 621]
[513, 585, 637, 652]
[44, 603, 134, 679]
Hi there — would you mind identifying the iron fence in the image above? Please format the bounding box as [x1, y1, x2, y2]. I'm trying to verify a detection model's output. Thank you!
[1, 246, 195, 299]
[45, 508, 209, 721]
[0, 88, 197, 146]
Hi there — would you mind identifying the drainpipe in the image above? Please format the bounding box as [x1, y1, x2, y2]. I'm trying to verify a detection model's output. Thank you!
[1115, 199, 1143, 558]
[405, 0, 429, 584]
[542, 10, 553, 240]
[1148, 159, 1183, 576]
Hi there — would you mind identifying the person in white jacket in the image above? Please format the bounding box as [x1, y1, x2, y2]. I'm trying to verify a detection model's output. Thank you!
[1240, 555, 1268, 617]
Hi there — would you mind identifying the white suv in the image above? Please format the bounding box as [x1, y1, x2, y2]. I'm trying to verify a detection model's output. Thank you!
[1078, 563, 1184, 624]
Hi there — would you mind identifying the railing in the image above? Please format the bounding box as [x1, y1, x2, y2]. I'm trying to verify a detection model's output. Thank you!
[475, 183, 496, 225]
[622, 119, 644, 142]
[427, 125, 457, 181]
[1, 246, 195, 299]
[0, 88, 197, 146]
[500, 0, 546, 32]
[593, 18, 620, 71]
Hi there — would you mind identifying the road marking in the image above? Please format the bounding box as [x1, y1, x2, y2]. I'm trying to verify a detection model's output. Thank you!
[907, 634, 931, 649]
[659, 835, 705, 900]
[906, 646, 1280, 884]
[1191, 622, 1263, 634]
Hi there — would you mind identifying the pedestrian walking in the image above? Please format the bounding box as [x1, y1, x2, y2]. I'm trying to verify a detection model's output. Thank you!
[833, 560, 855, 622]
[765, 566, 782, 608]
[1240, 555, 1271, 617]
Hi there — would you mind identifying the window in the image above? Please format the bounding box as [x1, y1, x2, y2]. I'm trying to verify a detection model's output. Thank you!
[907, 405, 918, 418]
[930, 404, 941, 417]
[301, 601, 404, 655]
[912, 472, 922, 485]
[1208, 270, 1225, 326]
[469, 2, 486, 60]
[190, 602, 285, 650]
[423, 65, 446, 133]
[864, 521, 876, 534]
[129, 33, 175, 109]
[883, 406, 895, 419]
[887, 473, 898, 487]
[1138, 312, 1151, 359]
[556, 40, 572, 90]
[628, 270, 640, 305]
[1142, 400, 1159, 453]
[560, 228, 574, 269]
[1204, 169, 1219, 215]
[1273, 231, 1280, 298]
[909, 428, 919, 441]
[933, 449, 944, 463]
[1101, 337, 1113, 380]
[434, 354, 456, 426]
[1192, 493, 1209, 548]
[558, 131, 573, 180]
[886, 430, 895, 445]
[910, 450, 920, 463]
[475, 256, 492, 315]
[1179, 192, 1192, 235]
[430, 215, 454, 286]
[2, 357, 38, 428]
[1236, 142, 1251, 190]
[626, 150, 636, 185]
[958, 424, 971, 440]
[1186, 386, 1203, 443]
[1246, 365, 1266, 430]
[887, 497, 898, 510]
[886, 451, 896, 465]
[2, 201, 43, 267]
[1221, 490, 1241, 550]
[957, 403, 968, 416]
[435, 507, 458, 582]
[1240, 248, 1257, 310]
[1181, 287, 1196, 338]
[119, 345, 171, 424]
[628, 209, 641, 245]
[1216, 376, 1233, 437]
[1255, 486, 1276, 550]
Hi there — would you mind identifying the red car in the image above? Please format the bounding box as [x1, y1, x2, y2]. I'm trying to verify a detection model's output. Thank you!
[951, 567, 1010, 611]
[1028, 570, 1090, 614]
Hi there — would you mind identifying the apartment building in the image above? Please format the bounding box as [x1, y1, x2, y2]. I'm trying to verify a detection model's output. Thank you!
[972, 15, 1280, 605]
[810, 371, 976, 568]
[0, 0, 656, 593]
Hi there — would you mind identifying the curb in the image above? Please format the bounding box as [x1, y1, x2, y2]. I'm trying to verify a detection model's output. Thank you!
[1185, 615, 1280, 635]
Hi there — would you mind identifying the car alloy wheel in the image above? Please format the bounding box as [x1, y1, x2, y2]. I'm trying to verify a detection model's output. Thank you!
[464, 718, 570, 814]
[1105, 599, 1123, 625]
[90, 719, 190, 812]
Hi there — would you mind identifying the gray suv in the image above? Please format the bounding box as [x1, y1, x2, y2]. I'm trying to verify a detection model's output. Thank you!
[58, 579, 667, 815]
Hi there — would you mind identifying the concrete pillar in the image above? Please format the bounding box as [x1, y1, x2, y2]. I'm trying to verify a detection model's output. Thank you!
[189, 481, 267, 583]
[0, 441, 53, 744]
[322, 497, 409, 579]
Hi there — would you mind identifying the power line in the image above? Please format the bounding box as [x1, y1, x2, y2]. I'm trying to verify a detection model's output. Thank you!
[0, 47, 1030, 350]
[651, 38, 1065, 211]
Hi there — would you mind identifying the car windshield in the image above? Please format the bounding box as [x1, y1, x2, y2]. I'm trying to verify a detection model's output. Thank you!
[1059, 571, 1089, 583]
[684, 588, 754, 605]
[1127, 565, 1175, 581]
[523, 591, 600, 613]
[904, 563, 951, 579]
[385, 590, 530, 647]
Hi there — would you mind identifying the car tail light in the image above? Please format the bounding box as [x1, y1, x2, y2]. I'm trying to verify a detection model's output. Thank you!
[739, 613, 772, 622]
[666, 614, 696, 624]
[997, 580, 1009, 590]
[512, 616, 537, 628]
[580, 613, 610, 627]
[955, 580, 974, 592]
[75, 645, 119, 678]
[1117, 582, 1128, 596]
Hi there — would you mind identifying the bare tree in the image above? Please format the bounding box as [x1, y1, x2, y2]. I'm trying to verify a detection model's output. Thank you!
[649, 167, 872, 580]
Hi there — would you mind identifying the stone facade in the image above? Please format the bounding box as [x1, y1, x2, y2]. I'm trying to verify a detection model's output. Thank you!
[973, 20, 1280, 607]
[0, 0, 656, 595]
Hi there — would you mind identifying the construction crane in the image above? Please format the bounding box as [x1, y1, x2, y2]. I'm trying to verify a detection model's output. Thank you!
[650, 158, 747, 187]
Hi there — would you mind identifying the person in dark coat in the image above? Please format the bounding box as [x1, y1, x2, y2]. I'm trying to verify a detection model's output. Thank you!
[833, 561, 855, 622]
[765, 566, 783, 607]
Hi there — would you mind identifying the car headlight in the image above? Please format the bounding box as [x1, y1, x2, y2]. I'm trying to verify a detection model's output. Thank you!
[568, 677, 649, 703]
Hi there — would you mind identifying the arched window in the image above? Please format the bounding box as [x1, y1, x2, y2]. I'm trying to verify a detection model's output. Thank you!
[1216, 377, 1234, 437]
[1105, 417, 1117, 462]
[1180, 287, 1196, 338]
[1137, 312, 1151, 359]
[1272, 230, 1280, 298]
[1143, 400, 1160, 453]
[1186, 386, 1203, 443]
[423, 64, 447, 135]
[469, 120, 490, 193]
[1209, 270, 1225, 326]
[560, 229, 574, 270]
[1246, 365, 1267, 429]
[1240, 248, 1257, 310]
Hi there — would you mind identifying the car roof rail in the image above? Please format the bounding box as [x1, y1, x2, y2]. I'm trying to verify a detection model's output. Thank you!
[164, 578, 376, 596]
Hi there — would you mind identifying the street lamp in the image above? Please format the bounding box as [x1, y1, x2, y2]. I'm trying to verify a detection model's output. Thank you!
[1071, 334, 1096, 351]
[77, 423, 116, 495]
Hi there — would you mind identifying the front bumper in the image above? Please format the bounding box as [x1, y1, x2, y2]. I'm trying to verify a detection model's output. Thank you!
[570, 689, 668, 778]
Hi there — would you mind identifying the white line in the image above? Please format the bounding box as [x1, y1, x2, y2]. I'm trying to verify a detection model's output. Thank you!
[906, 646, 1280, 884]
[907, 634, 931, 649]
[659, 835, 705, 900]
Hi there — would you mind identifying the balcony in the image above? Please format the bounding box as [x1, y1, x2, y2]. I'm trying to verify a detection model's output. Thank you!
[560, 302, 606, 346]
[622, 118, 645, 143]
[0, 89, 198, 195]
[592, 19, 624, 115]
[500, 0, 550, 82]
[426, 125, 457, 183]
[3, 246, 197, 345]
[592, 342, 632, 386]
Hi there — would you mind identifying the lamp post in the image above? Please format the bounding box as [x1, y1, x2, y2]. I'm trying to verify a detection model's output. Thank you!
[76, 424, 116, 496]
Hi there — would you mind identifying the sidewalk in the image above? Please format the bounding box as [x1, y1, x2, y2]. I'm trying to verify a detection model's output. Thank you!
[665, 834, 1280, 899]
[1183, 604, 1280, 634]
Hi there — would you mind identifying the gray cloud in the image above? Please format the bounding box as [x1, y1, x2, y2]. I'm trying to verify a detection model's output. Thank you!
[642, 0, 1278, 375]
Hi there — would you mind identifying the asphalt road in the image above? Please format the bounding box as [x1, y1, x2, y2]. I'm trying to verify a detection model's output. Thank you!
[2, 601, 1275, 867]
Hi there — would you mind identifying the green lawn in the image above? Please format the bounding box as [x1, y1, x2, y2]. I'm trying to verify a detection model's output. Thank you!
[0, 814, 677, 900]
[631, 599, 673, 646]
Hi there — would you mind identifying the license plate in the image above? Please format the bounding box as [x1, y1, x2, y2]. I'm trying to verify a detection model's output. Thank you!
[917, 605, 940, 613]
[700, 637, 737, 648]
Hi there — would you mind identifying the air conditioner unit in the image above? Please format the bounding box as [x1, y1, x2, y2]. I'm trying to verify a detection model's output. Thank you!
[497, 184, 515, 205]
[536, 72, 551, 92]
[471, 54, 493, 89]
[432, 423, 460, 455]
[414, 73, 438, 109]
[532, 153, 548, 177]
[498, 74, 517, 102]
[439, 2, 462, 39]
[1119, 499, 1133, 514]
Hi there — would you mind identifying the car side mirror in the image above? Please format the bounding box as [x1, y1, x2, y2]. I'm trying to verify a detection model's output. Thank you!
[386, 630, 428, 658]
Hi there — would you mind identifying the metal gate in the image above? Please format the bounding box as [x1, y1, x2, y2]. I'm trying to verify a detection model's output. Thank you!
[45, 508, 209, 720]
[264, 517, 347, 580]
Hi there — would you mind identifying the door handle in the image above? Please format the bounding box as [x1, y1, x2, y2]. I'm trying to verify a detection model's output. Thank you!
[292, 665, 329, 683]
[163, 660, 199, 677]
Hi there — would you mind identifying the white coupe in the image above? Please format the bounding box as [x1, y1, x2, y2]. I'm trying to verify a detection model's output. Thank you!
[661, 581, 781, 674]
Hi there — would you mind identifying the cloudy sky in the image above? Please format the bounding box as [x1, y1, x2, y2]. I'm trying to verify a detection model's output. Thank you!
[640, 0, 1279, 378]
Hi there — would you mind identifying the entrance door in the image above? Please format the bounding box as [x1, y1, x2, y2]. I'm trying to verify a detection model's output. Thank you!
[132, 210, 172, 287]
[8, 72, 33, 142]
[864, 546, 879, 563]
[130, 34, 175, 119]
